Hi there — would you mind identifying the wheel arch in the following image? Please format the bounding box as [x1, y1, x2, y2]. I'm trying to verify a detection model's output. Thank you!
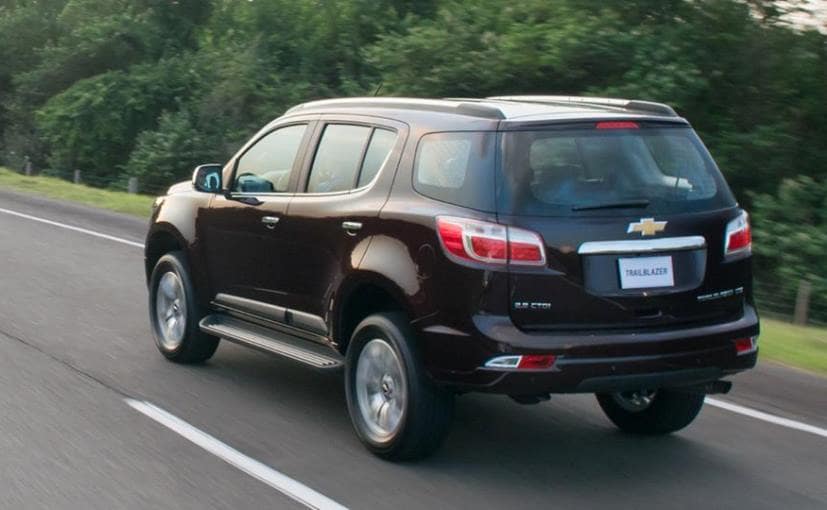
[333, 271, 415, 355]
[144, 223, 189, 283]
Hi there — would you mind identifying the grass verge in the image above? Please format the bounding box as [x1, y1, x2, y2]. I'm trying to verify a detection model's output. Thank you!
[759, 318, 827, 376]
[0, 167, 154, 217]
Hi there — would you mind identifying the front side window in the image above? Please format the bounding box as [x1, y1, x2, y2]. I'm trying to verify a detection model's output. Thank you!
[234, 124, 307, 193]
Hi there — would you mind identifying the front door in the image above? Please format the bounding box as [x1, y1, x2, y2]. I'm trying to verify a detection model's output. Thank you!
[200, 121, 314, 311]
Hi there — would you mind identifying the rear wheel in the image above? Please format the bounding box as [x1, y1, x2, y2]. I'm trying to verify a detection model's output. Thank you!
[149, 251, 219, 363]
[345, 312, 454, 460]
[596, 389, 705, 435]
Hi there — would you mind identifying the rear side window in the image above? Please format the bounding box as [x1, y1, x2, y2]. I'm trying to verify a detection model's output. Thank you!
[358, 128, 396, 187]
[307, 125, 397, 193]
[413, 132, 496, 211]
[499, 125, 735, 216]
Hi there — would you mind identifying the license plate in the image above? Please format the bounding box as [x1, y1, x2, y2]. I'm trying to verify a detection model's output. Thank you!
[618, 256, 675, 289]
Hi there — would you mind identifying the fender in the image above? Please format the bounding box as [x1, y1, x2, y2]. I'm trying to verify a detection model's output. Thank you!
[145, 187, 213, 307]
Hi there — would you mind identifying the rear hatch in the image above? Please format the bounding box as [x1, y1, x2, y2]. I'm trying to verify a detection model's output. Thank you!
[497, 121, 747, 331]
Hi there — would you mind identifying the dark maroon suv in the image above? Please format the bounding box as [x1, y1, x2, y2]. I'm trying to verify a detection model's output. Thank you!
[145, 96, 759, 459]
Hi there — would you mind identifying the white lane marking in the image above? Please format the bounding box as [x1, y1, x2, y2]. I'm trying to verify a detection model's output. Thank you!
[126, 399, 347, 510]
[0, 207, 144, 248]
[707, 397, 827, 439]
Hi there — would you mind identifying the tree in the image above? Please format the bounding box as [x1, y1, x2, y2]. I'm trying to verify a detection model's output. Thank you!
[751, 176, 827, 321]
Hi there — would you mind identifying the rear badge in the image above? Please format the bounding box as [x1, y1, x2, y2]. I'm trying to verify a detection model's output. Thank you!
[627, 218, 667, 236]
[514, 301, 552, 311]
[697, 287, 744, 302]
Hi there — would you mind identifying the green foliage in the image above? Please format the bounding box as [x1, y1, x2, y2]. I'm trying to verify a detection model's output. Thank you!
[35, 56, 203, 185]
[751, 176, 827, 321]
[123, 110, 220, 193]
[366, 0, 637, 96]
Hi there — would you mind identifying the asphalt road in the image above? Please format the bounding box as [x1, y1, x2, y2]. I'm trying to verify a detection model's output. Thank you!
[0, 188, 825, 509]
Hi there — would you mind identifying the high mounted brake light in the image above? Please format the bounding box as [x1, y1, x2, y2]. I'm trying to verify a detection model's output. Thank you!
[725, 211, 752, 259]
[436, 216, 546, 267]
[595, 121, 639, 129]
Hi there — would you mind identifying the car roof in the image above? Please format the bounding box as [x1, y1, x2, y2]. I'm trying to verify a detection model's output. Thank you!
[283, 95, 685, 126]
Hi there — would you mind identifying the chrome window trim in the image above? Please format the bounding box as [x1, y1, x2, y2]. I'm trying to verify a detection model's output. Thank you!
[578, 236, 706, 255]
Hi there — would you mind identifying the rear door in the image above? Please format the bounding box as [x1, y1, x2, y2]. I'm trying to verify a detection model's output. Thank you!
[497, 121, 746, 331]
[278, 115, 406, 334]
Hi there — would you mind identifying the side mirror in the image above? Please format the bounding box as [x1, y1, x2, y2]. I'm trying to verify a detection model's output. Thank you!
[192, 164, 223, 193]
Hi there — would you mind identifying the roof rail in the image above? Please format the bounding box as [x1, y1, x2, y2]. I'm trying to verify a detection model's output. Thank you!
[487, 95, 678, 117]
[286, 97, 505, 120]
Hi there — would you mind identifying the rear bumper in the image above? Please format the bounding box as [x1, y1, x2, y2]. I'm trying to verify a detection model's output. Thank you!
[420, 304, 759, 395]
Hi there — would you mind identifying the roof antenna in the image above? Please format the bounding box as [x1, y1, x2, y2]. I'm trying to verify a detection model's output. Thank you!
[372, 82, 383, 96]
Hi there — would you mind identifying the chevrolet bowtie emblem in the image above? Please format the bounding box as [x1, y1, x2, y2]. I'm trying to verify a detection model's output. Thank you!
[627, 218, 667, 236]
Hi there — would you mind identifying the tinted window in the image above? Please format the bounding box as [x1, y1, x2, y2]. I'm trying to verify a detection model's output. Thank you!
[307, 125, 372, 193]
[358, 128, 396, 188]
[499, 125, 735, 216]
[234, 124, 307, 193]
[413, 132, 496, 211]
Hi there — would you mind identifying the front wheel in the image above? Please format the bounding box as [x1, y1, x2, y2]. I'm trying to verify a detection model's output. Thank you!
[345, 312, 454, 460]
[148, 251, 219, 363]
[596, 389, 705, 435]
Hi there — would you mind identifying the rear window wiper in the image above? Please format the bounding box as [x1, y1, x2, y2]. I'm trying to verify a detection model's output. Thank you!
[571, 199, 650, 211]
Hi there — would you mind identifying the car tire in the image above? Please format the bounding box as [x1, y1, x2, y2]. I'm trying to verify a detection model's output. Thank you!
[148, 251, 219, 363]
[345, 312, 454, 460]
[596, 389, 705, 435]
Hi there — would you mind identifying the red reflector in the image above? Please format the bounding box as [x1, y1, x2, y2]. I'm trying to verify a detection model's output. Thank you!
[517, 354, 557, 370]
[734, 337, 755, 355]
[596, 121, 639, 130]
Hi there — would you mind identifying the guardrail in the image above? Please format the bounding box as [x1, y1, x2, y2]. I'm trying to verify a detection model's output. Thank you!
[12, 164, 172, 195]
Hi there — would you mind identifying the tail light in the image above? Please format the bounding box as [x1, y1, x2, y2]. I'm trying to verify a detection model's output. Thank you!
[436, 216, 546, 267]
[725, 210, 752, 259]
[734, 336, 758, 355]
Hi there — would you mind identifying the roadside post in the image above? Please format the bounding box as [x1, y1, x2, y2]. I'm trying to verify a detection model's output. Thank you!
[794, 280, 812, 325]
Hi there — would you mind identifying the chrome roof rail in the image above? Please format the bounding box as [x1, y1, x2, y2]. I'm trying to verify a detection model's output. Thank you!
[286, 97, 505, 120]
[487, 95, 678, 117]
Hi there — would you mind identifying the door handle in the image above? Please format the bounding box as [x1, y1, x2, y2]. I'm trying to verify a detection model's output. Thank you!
[261, 216, 280, 229]
[342, 221, 363, 234]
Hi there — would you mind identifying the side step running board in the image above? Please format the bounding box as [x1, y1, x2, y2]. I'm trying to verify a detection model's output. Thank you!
[200, 314, 343, 370]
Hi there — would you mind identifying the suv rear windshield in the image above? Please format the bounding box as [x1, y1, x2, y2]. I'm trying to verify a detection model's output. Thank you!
[498, 124, 736, 216]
